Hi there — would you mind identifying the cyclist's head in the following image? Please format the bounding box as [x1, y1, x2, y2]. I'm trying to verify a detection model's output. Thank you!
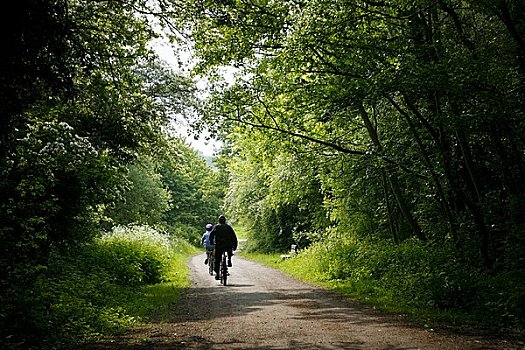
[206, 224, 213, 230]
[218, 215, 226, 224]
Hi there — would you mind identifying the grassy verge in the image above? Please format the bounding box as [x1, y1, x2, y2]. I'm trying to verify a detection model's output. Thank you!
[14, 226, 201, 350]
[240, 250, 521, 335]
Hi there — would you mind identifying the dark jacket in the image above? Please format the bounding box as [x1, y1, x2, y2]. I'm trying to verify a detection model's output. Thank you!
[209, 223, 238, 250]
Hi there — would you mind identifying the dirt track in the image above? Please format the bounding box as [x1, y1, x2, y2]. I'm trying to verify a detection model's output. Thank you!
[85, 253, 524, 349]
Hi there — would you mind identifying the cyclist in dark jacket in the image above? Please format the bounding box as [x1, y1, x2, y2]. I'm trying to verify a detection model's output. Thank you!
[209, 215, 238, 279]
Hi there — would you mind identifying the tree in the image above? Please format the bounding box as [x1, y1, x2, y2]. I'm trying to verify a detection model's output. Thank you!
[156, 136, 224, 242]
[174, 0, 525, 266]
[107, 156, 172, 227]
[0, 0, 181, 343]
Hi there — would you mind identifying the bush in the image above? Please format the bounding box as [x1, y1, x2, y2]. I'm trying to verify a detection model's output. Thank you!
[3, 225, 186, 349]
[94, 225, 173, 285]
[168, 224, 201, 247]
[279, 227, 524, 330]
[477, 270, 525, 327]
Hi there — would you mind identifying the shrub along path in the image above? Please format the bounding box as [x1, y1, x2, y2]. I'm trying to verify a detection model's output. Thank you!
[84, 253, 523, 349]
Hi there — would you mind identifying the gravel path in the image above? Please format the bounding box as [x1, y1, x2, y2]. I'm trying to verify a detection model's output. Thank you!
[84, 253, 524, 349]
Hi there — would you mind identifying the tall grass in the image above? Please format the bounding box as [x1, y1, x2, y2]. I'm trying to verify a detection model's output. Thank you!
[20, 225, 197, 349]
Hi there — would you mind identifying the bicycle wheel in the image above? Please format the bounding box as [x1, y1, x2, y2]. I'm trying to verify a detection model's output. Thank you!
[221, 253, 228, 285]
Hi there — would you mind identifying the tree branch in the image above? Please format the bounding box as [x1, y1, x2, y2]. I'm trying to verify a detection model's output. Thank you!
[225, 115, 365, 156]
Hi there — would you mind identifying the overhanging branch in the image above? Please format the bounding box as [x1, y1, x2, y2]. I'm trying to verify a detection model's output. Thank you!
[225, 116, 365, 156]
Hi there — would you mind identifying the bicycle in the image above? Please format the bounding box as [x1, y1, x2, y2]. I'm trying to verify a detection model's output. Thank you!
[217, 250, 228, 285]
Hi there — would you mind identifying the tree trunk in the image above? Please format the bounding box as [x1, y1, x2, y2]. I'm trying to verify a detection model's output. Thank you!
[388, 95, 458, 242]
[455, 128, 492, 267]
[381, 169, 399, 243]
[358, 103, 426, 241]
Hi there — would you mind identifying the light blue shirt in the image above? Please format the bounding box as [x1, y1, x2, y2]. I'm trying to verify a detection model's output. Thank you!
[201, 230, 214, 250]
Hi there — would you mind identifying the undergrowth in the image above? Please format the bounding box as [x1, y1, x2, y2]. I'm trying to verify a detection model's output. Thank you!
[241, 233, 524, 335]
[8, 225, 197, 350]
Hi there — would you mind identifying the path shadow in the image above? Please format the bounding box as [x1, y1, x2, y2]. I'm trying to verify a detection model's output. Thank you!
[80, 255, 525, 350]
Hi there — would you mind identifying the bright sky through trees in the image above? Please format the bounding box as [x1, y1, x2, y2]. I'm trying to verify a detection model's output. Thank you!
[151, 37, 221, 157]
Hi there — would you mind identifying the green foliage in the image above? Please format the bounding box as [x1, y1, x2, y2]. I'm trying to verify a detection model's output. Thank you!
[177, 0, 525, 330]
[3, 0, 525, 345]
[168, 224, 201, 247]
[0, 1, 222, 349]
[31, 258, 139, 348]
[3, 225, 195, 349]
[107, 157, 172, 227]
[251, 228, 524, 331]
[103, 135, 225, 245]
[95, 225, 174, 285]
[0, 2, 176, 345]
[223, 138, 330, 252]
[181, 0, 525, 254]
[157, 137, 225, 240]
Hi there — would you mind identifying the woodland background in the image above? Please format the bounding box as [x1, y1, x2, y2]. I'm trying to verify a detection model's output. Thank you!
[1, 1, 524, 348]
